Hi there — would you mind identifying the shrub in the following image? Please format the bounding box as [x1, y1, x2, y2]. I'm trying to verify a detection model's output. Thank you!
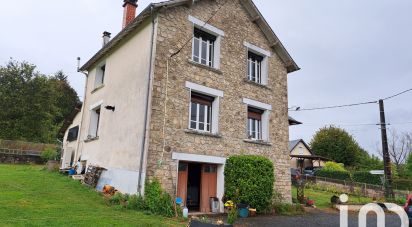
[352, 171, 382, 185]
[227, 207, 238, 225]
[144, 179, 175, 217]
[40, 148, 58, 162]
[127, 195, 145, 210]
[107, 192, 129, 206]
[315, 169, 351, 181]
[224, 155, 274, 213]
[322, 162, 347, 172]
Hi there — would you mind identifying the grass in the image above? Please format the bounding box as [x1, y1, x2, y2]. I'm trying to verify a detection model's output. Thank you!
[292, 186, 373, 209]
[0, 164, 185, 226]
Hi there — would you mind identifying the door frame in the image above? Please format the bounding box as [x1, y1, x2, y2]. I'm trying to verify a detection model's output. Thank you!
[173, 152, 226, 213]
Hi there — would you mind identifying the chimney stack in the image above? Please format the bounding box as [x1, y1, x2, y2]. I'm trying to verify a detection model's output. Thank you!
[123, 0, 138, 29]
[102, 31, 111, 46]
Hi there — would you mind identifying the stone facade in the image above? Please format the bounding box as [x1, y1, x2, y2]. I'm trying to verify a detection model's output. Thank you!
[145, 0, 292, 203]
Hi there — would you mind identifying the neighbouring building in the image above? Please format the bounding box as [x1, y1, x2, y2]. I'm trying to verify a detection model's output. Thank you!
[289, 139, 330, 170]
[62, 0, 300, 212]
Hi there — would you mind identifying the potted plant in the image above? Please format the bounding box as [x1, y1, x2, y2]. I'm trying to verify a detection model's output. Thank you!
[41, 147, 59, 171]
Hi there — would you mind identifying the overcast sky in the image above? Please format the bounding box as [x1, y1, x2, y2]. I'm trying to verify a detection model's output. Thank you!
[1, 0, 411, 155]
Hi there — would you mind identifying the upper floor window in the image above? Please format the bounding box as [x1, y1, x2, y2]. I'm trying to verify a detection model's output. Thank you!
[247, 107, 263, 140]
[186, 81, 223, 134]
[190, 92, 213, 132]
[189, 15, 224, 70]
[243, 98, 272, 142]
[193, 28, 216, 67]
[94, 64, 106, 88]
[244, 42, 271, 85]
[247, 52, 264, 84]
[88, 105, 101, 139]
[67, 126, 79, 142]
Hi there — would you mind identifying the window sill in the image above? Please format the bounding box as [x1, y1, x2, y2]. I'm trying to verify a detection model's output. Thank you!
[84, 136, 99, 143]
[91, 84, 105, 94]
[243, 139, 272, 146]
[188, 60, 223, 75]
[243, 79, 271, 90]
[184, 129, 222, 138]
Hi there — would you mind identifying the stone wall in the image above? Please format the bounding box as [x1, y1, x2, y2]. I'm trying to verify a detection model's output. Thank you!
[145, 0, 292, 203]
[0, 153, 43, 164]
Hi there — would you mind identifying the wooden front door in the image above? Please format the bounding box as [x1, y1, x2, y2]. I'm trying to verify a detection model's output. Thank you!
[200, 164, 218, 212]
[177, 162, 188, 205]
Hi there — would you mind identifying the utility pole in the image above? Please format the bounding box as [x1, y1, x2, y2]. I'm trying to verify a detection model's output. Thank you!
[379, 99, 394, 198]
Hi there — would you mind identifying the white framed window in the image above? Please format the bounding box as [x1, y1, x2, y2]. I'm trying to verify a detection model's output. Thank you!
[88, 102, 102, 139]
[247, 107, 263, 140]
[192, 28, 216, 67]
[243, 98, 272, 142]
[94, 64, 106, 88]
[244, 42, 271, 85]
[189, 15, 224, 69]
[190, 92, 213, 132]
[186, 82, 223, 134]
[247, 52, 264, 84]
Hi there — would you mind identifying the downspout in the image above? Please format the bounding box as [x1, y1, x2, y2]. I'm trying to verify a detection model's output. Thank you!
[74, 69, 89, 163]
[137, 4, 157, 195]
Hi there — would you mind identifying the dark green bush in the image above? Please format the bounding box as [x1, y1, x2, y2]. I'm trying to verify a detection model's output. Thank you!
[144, 179, 175, 217]
[352, 171, 382, 185]
[315, 169, 351, 181]
[224, 155, 274, 213]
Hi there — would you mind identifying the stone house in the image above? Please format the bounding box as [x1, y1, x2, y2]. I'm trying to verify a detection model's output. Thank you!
[62, 0, 299, 213]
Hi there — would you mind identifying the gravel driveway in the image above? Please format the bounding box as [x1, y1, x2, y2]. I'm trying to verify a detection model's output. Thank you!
[235, 210, 403, 227]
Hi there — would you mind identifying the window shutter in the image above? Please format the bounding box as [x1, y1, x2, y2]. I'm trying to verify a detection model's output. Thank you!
[194, 27, 217, 42]
[248, 107, 263, 120]
[248, 51, 264, 62]
[191, 92, 214, 106]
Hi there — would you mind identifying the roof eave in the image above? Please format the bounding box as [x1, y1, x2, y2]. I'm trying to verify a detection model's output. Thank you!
[240, 0, 300, 73]
[79, 6, 155, 71]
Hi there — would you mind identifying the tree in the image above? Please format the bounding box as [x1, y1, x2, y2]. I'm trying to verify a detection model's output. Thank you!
[310, 126, 375, 168]
[377, 129, 412, 174]
[0, 59, 79, 143]
[405, 152, 412, 176]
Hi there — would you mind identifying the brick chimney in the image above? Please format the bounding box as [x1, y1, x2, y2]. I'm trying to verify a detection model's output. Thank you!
[122, 0, 138, 29]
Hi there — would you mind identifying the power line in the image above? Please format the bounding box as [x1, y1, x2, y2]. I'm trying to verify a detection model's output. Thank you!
[290, 87, 412, 112]
[289, 100, 377, 111]
[383, 88, 412, 101]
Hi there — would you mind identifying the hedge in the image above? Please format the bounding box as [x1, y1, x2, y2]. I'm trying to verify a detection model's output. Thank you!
[393, 179, 412, 191]
[315, 169, 351, 181]
[224, 155, 274, 213]
[352, 171, 382, 185]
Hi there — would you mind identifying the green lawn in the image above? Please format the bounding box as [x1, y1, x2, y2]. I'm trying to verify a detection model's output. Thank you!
[0, 164, 184, 226]
[292, 186, 373, 209]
